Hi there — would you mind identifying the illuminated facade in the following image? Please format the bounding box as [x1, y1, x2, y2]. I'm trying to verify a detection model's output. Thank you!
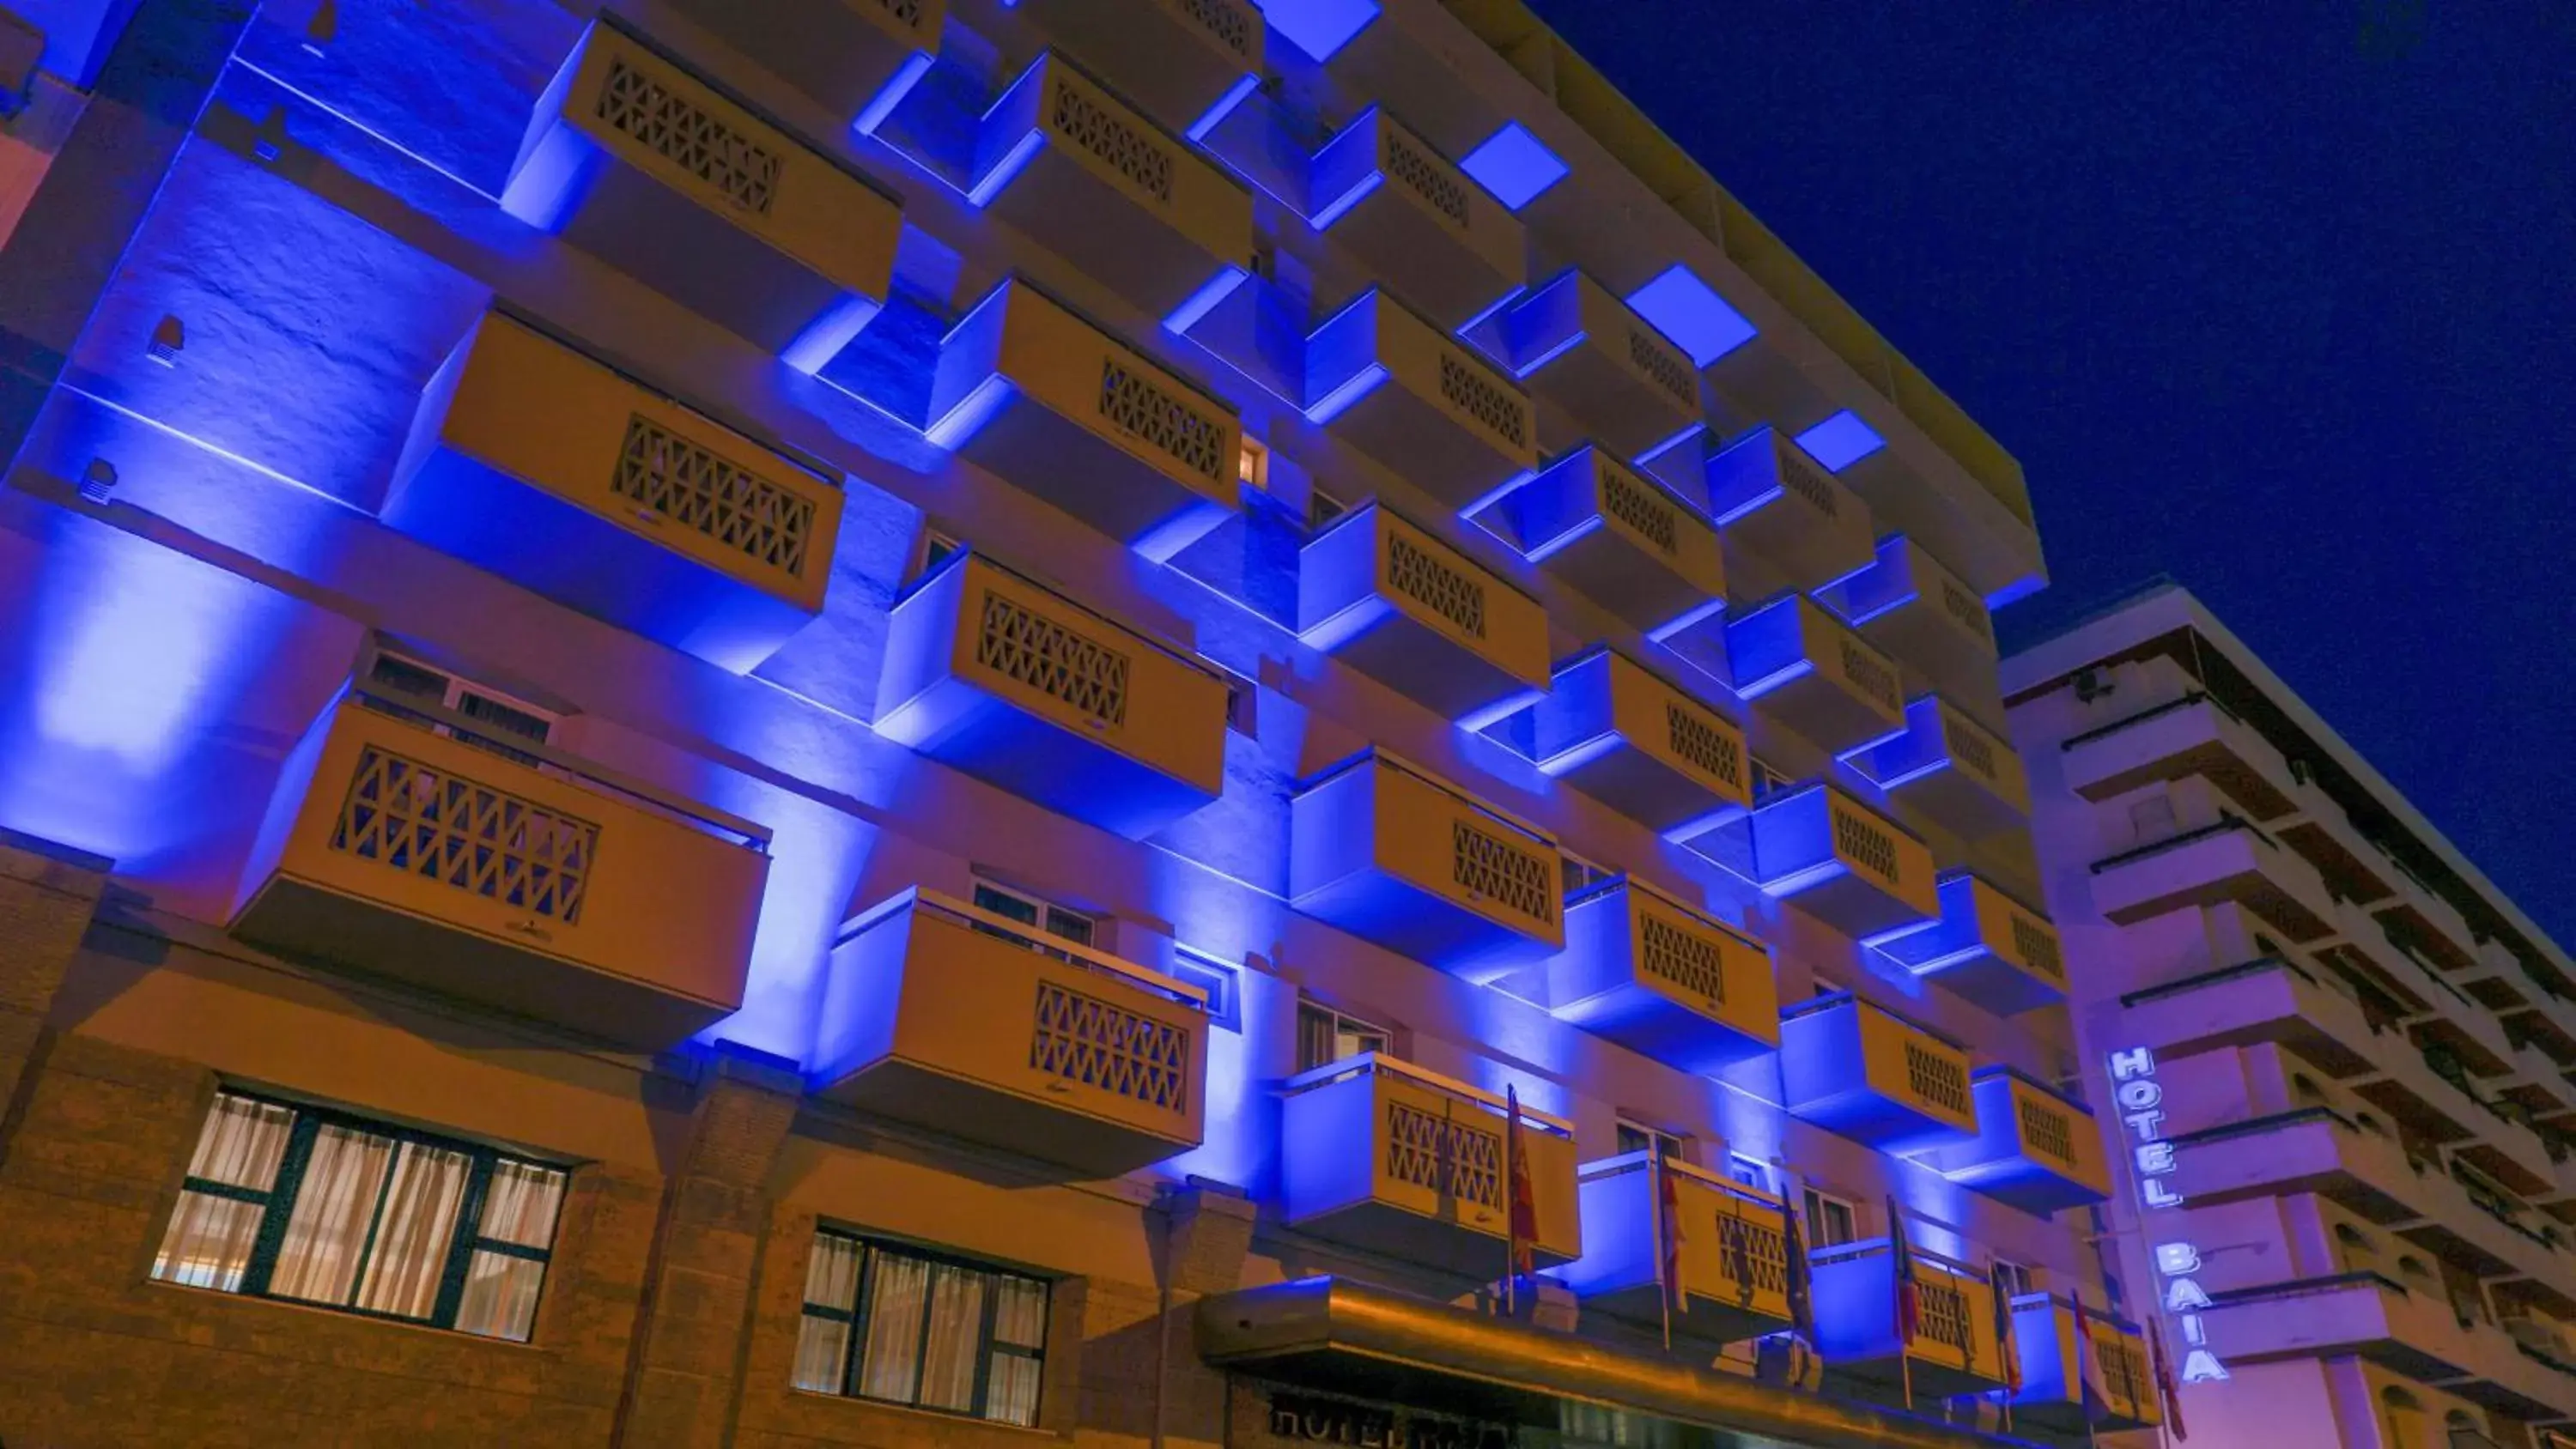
[0, 1, 2136, 1446]
[2009, 585, 2576, 1449]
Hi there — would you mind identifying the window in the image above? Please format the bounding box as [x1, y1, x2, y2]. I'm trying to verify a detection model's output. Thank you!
[970, 877, 1097, 952]
[1749, 755, 1793, 802]
[793, 1231, 1049, 1427]
[1726, 1155, 1774, 1193]
[1562, 852, 1616, 900]
[363, 650, 555, 766]
[1614, 1118, 1686, 1165]
[1802, 1187, 1857, 1248]
[1170, 949, 1241, 1033]
[1307, 484, 1348, 533]
[1237, 437, 1269, 491]
[1204, 657, 1256, 736]
[1991, 1259, 2037, 1297]
[151, 1091, 567, 1343]
[1297, 1002, 1390, 1072]
[919, 528, 963, 578]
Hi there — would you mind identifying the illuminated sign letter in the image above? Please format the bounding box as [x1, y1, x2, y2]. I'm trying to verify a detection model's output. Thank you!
[2182, 1349, 2231, 1383]
[2108, 1046, 2157, 1081]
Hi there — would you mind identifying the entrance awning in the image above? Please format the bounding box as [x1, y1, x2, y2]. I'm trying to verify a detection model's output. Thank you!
[1195, 1276, 2045, 1449]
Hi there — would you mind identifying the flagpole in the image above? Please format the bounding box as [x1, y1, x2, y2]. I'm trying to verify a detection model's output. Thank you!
[1653, 1143, 1673, 1353]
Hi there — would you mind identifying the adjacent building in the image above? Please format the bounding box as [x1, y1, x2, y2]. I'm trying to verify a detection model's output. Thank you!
[2009, 584, 2576, 1449]
[0, 0, 2153, 1445]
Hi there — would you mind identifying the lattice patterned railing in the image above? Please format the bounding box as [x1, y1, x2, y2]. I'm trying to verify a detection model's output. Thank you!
[1939, 578, 1993, 641]
[1716, 1213, 1789, 1296]
[1637, 912, 1725, 1003]
[1917, 1276, 1974, 1354]
[1097, 359, 1228, 483]
[331, 746, 598, 929]
[1777, 450, 1840, 518]
[1437, 353, 1529, 450]
[2009, 912, 2067, 983]
[1384, 1100, 1502, 1209]
[1625, 325, 1698, 411]
[2018, 1094, 2079, 1169]
[1832, 803, 1902, 885]
[1383, 126, 1468, 226]
[1665, 703, 1745, 791]
[1048, 75, 1174, 202]
[1903, 1040, 1971, 1119]
[611, 416, 815, 580]
[1452, 820, 1556, 928]
[975, 591, 1133, 726]
[1837, 638, 1901, 713]
[1946, 712, 2002, 781]
[1601, 467, 1680, 555]
[1178, 0, 1257, 58]
[1385, 531, 1488, 639]
[594, 58, 778, 215]
[1029, 979, 1192, 1113]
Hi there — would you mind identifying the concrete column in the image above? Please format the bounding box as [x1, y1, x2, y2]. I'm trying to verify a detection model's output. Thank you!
[0, 828, 107, 1147]
[611, 1042, 803, 1449]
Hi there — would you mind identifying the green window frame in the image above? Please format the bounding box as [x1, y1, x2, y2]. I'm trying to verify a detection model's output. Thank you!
[793, 1230, 1051, 1428]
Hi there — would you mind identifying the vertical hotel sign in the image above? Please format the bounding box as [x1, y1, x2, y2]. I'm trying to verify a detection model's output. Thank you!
[2107, 1046, 2229, 1384]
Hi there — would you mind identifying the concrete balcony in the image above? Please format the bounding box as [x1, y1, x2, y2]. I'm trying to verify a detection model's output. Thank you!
[2278, 794, 2400, 909]
[1465, 270, 1703, 456]
[1290, 750, 1564, 978]
[1533, 876, 1778, 1073]
[664, 0, 940, 126]
[1554, 1152, 1794, 1343]
[1779, 993, 1977, 1149]
[971, 52, 1254, 313]
[2113, 956, 2379, 1075]
[1279, 1054, 1580, 1276]
[2379, 880, 2484, 975]
[1698, 783, 1939, 939]
[2445, 1314, 2576, 1424]
[1297, 501, 1550, 719]
[1514, 647, 1749, 834]
[2087, 815, 2340, 942]
[1700, 427, 1875, 598]
[2058, 692, 2298, 822]
[1489, 447, 1724, 631]
[1820, 536, 1999, 713]
[1870, 873, 2069, 1017]
[2398, 1162, 2576, 1307]
[2201, 1272, 2472, 1382]
[813, 888, 1208, 1175]
[1811, 1240, 2008, 1399]
[875, 551, 1229, 837]
[382, 313, 846, 673]
[1720, 593, 1905, 755]
[1307, 288, 1538, 507]
[1009, 0, 1263, 135]
[501, 21, 900, 359]
[1846, 694, 2030, 842]
[231, 693, 769, 1051]
[1923, 1067, 2112, 1216]
[2008, 1296, 2162, 1434]
[929, 278, 1242, 545]
[1309, 106, 1524, 327]
[2167, 1107, 2425, 1223]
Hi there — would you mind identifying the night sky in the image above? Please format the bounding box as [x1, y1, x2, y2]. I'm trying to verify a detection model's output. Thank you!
[1526, 2, 2576, 947]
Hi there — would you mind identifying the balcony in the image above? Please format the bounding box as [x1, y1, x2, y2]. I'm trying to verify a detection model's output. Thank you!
[1553, 1153, 1793, 1343]
[1308, 107, 1524, 327]
[1489, 447, 1724, 631]
[1700, 427, 1874, 598]
[1007, 0, 1262, 136]
[1307, 289, 1538, 507]
[1845, 695, 2030, 842]
[2278, 797, 2398, 908]
[2114, 956, 2379, 1074]
[971, 52, 1254, 314]
[2166, 1107, 2425, 1223]
[1810, 1240, 2007, 1399]
[1820, 536, 1999, 711]
[1870, 873, 2069, 1017]
[2379, 881, 2483, 975]
[1290, 750, 1564, 978]
[929, 278, 1242, 544]
[2445, 1314, 2576, 1423]
[1279, 1054, 1579, 1276]
[663, 0, 939, 126]
[1720, 594, 1905, 755]
[1514, 647, 1749, 834]
[2059, 692, 2297, 822]
[382, 312, 843, 673]
[1535, 876, 1778, 1073]
[230, 692, 769, 1051]
[874, 551, 1229, 837]
[813, 888, 1207, 1175]
[2008, 1297, 2161, 1434]
[1464, 271, 1703, 455]
[2201, 1272, 2471, 1382]
[1778, 993, 1977, 1149]
[1698, 784, 1938, 939]
[2088, 815, 2339, 942]
[1923, 1068, 2111, 1215]
[501, 22, 901, 359]
[1297, 502, 1550, 719]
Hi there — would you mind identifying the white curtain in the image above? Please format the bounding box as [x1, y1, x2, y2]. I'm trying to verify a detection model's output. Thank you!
[856, 1251, 933, 1403]
[986, 1274, 1048, 1426]
[791, 1234, 866, 1393]
[352, 1142, 471, 1319]
[916, 1263, 988, 1414]
[151, 1094, 296, 1291]
[453, 1160, 568, 1342]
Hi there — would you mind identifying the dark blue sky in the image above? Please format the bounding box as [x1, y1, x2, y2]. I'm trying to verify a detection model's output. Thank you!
[1528, 1, 2576, 946]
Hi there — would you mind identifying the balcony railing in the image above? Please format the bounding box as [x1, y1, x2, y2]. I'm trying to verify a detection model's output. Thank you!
[1297, 501, 1550, 719]
[1721, 593, 1905, 755]
[1279, 1053, 1579, 1276]
[1845, 694, 2030, 842]
[1306, 288, 1539, 507]
[1005, 0, 1263, 136]
[2114, 955, 2379, 1075]
[1809, 1238, 2006, 1398]
[1698, 783, 1938, 938]
[1700, 427, 1874, 597]
[1820, 535, 1998, 712]
[1515, 647, 1750, 834]
[231, 688, 769, 1050]
[2088, 813, 2338, 942]
[501, 21, 902, 359]
[1308, 106, 1525, 327]
[1491, 447, 1725, 630]
[2058, 690, 2297, 821]
[1535, 876, 1778, 1072]
[1870, 872, 2068, 1016]
[1464, 270, 1704, 455]
[1553, 1151, 1792, 1343]
[2166, 1106, 2423, 1222]
[663, 0, 939, 130]
[814, 888, 1208, 1175]
[875, 550, 1230, 837]
[2007, 1295, 2162, 1433]
[1924, 1067, 2112, 1215]
[1778, 993, 1977, 1149]
[382, 312, 844, 672]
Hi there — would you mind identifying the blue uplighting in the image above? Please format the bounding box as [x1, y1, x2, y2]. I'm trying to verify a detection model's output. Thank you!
[1460, 122, 1568, 211]
[1256, 0, 1382, 62]
[1625, 265, 1756, 367]
[1797, 409, 1887, 471]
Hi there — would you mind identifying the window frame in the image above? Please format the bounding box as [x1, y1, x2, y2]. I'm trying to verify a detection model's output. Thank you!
[152, 1089, 568, 1342]
[1296, 1000, 1392, 1073]
[362, 647, 558, 763]
[1991, 1258, 2038, 1297]
[1726, 1154, 1775, 1194]
[794, 1228, 1053, 1428]
[1613, 1116, 1688, 1166]
[1802, 1186, 1859, 1248]
[918, 526, 964, 579]
[1561, 852, 1617, 902]
[968, 876, 1098, 953]
[1236, 436, 1270, 491]
[1305, 483, 1349, 534]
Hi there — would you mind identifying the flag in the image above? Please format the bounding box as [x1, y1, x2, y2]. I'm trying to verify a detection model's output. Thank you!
[1780, 1188, 1814, 1342]
[2149, 1319, 2188, 1440]
[1656, 1145, 1686, 1320]
[1990, 1263, 2021, 1396]
[1886, 1195, 1922, 1343]
[2069, 1296, 2100, 1428]
[1504, 1086, 1538, 1280]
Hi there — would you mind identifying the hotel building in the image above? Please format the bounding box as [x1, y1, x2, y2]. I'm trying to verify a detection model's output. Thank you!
[2008, 585, 2576, 1449]
[0, 0, 2148, 1444]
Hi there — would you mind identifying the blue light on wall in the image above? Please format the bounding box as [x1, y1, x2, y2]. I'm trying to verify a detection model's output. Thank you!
[1459, 122, 1567, 211]
[1255, 0, 1381, 62]
[1625, 265, 1756, 368]
[1796, 409, 1886, 471]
